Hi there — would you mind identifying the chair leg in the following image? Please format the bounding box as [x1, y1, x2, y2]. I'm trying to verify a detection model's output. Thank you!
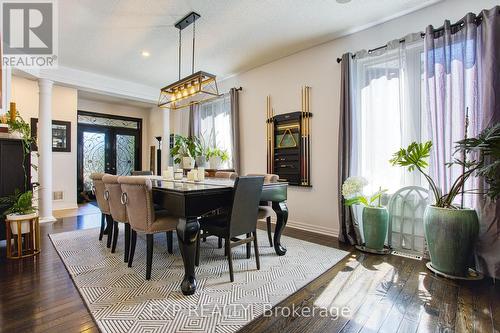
[226, 237, 234, 282]
[253, 231, 260, 270]
[218, 237, 222, 249]
[128, 230, 137, 268]
[105, 215, 113, 248]
[166, 231, 173, 254]
[99, 213, 105, 241]
[266, 217, 273, 247]
[195, 231, 201, 267]
[124, 223, 130, 262]
[246, 233, 251, 259]
[224, 238, 228, 256]
[111, 221, 119, 253]
[146, 234, 154, 280]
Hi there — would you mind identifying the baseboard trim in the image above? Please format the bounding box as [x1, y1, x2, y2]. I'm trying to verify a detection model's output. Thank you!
[40, 216, 57, 223]
[262, 217, 339, 238]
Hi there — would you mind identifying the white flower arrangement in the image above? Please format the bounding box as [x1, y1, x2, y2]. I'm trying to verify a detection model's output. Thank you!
[341, 176, 368, 199]
[342, 176, 386, 207]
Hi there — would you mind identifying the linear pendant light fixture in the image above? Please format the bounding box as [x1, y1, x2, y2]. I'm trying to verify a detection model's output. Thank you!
[158, 12, 220, 110]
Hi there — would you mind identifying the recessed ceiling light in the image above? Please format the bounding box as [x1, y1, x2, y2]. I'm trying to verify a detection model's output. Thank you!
[141, 51, 150, 57]
[336, 0, 351, 3]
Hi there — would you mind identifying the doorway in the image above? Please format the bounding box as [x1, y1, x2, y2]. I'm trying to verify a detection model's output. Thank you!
[77, 111, 142, 199]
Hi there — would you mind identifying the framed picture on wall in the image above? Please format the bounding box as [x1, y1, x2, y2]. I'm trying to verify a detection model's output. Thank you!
[30, 118, 71, 152]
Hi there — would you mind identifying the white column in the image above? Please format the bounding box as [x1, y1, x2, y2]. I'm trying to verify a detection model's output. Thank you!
[38, 79, 56, 223]
[161, 108, 171, 171]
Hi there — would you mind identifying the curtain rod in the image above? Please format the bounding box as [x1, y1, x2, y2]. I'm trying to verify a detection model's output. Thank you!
[336, 10, 489, 63]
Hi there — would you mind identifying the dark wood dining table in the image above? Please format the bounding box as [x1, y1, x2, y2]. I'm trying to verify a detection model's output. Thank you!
[151, 178, 288, 295]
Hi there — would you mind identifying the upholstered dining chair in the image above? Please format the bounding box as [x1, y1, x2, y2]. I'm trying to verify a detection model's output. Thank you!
[214, 171, 238, 180]
[90, 173, 113, 247]
[196, 176, 264, 282]
[247, 173, 279, 247]
[102, 175, 131, 262]
[118, 176, 177, 280]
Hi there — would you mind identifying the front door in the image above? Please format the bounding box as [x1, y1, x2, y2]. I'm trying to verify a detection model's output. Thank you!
[77, 112, 141, 199]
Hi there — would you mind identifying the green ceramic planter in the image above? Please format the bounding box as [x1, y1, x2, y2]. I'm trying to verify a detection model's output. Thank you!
[423, 206, 479, 277]
[362, 206, 388, 251]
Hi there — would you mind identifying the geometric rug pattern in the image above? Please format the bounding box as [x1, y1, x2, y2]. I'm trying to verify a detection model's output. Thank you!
[49, 227, 349, 333]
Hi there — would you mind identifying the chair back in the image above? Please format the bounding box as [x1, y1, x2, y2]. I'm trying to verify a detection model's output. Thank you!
[102, 175, 127, 223]
[90, 173, 110, 214]
[387, 186, 429, 258]
[215, 171, 238, 180]
[247, 173, 279, 183]
[229, 176, 264, 237]
[118, 176, 155, 233]
[131, 170, 153, 176]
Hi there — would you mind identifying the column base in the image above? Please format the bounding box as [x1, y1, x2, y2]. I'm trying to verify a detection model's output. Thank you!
[39, 216, 57, 223]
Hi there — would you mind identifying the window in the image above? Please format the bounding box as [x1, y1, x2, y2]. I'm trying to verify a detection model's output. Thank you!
[352, 39, 428, 193]
[199, 94, 233, 168]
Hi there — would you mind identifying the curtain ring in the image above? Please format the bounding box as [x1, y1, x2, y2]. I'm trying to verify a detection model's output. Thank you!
[104, 190, 109, 200]
[121, 192, 128, 205]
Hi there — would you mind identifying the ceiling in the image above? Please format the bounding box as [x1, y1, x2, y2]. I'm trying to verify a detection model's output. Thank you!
[59, 0, 440, 88]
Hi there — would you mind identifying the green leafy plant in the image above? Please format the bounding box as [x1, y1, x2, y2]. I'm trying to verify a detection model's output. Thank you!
[170, 135, 197, 164]
[207, 147, 229, 162]
[0, 190, 36, 216]
[390, 122, 500, 208]
[341, 177, 387, 208]
[194, 135, 210, 157]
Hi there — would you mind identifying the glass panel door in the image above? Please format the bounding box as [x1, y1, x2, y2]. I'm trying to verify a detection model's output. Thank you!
[82, 130, 107, 192]
[116, 134, 136, 176]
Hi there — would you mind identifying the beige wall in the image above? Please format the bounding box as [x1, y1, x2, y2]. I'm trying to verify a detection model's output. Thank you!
[10, 76, 157, 211]
[218, 0, 498, 236]
[11, 76, 78, 210]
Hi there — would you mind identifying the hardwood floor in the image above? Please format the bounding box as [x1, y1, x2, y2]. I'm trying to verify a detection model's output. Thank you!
[0, 212, 498, 333]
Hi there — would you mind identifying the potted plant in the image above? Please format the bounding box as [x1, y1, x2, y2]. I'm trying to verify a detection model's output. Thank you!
[0, 190, 37, 234]
[342, 177, 388, 251]
[207, 147, 229, 170]
[170, 135, 197, 169]
[193, 136, 209, 168]
[390, 123, 500, 277]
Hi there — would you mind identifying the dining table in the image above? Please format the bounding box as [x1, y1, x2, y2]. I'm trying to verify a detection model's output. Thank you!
[151, 177, 288, 295]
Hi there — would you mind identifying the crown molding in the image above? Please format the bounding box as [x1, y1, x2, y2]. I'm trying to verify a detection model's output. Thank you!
[13, 66, 158, 104]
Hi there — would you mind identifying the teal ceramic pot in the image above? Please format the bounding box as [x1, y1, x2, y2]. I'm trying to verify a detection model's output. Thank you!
[423, 206, 479, 277]
[362, 206, 389, 251]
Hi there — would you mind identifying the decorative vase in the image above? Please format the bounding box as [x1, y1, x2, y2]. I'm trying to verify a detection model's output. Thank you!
[9, 102, 17, 123]
[209, 156, 222, 170]
[362, 206, 388, 251]
[7, 212, 38, 235]
[195, 156, 208, 168]
[182, 157, 195, 169]
[423, 206, 479, 277]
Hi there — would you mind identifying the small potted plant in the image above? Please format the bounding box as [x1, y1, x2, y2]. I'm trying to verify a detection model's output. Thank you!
[193, 136, 209, 168]
[170, 135, 197, 169]
[0, 190, 37, 234]
[342, 177, 388, 251]
[390, 122, 499, 277]
[207, 147, 229, 170]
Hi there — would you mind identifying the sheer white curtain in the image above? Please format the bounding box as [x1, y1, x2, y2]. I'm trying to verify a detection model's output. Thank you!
[352, 33, 427, 194]
[199, 94, 233, 169]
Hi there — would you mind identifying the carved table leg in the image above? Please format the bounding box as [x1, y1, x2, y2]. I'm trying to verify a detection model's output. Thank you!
[176, 217, 200, 295]
[272, 201, 288, 256]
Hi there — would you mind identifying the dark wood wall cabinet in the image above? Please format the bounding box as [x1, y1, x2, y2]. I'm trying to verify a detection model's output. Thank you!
[267, 112, 312, 186]
[0, 138, 31, 240]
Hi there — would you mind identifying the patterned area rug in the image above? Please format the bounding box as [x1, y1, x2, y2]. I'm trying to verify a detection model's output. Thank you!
[49, 227, 349, 333]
